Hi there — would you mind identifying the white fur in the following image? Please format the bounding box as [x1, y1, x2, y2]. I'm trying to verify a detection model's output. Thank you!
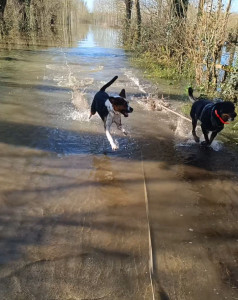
[105, 99, 114, 112]
[104, 100, 128, 150]
[105, 113, 117, 150]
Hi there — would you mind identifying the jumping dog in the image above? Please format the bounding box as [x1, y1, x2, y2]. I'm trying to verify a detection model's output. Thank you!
[90, 76, 133, 150]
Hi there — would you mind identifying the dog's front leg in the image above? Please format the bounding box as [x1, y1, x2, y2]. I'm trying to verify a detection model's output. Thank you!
[209, 131, 218, 145]
[116, 119, 128, 136]
[201, 125, 210, 146]
[114, 115, 128, 136]
[106, 128, 118, 150]
[105, 114, 118, 150]
[117, 125, 128, 136]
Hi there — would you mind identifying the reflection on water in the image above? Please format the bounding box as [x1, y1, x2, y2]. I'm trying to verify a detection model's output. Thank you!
[0, 23, 90, 49]
[78, 26, 120, 49]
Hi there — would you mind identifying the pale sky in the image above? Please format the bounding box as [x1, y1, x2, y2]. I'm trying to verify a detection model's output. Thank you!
[231, 1, 238, 13]
[85, 0, 94, 12]
[84, 0, 237, 13]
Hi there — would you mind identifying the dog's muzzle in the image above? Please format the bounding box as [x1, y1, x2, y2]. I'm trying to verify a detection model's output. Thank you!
[122, 107, 133, 117]
[128, 107, 133, 113]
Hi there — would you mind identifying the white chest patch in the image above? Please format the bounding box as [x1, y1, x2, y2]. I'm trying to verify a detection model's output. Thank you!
[105, 99, 114, 112]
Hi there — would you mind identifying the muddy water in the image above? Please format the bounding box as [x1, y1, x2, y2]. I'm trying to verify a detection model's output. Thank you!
[0, 25, 238, 300]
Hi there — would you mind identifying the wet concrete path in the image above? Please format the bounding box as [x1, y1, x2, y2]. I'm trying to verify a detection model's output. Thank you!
[0, 150, 154, 299]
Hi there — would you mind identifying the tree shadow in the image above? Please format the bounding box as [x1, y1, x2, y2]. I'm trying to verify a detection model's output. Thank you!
[0, 200, 152, 299]
[1, 119, 238, 175]
[1, 80, 72, 93]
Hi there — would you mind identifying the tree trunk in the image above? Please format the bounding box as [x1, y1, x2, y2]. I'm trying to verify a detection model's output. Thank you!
[125, 0, 132, 26]
[0, 0, 7, 20]
[135, 0, 141, 40]
[173, 0, 188, 18]
[18, 0, 32, 31]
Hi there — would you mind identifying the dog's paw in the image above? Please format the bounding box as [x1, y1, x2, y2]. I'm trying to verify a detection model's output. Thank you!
[201, 141, 210, 147]
[192, 134, 200, 143]
[194, 136, 200, 143]
[111, 144, 119, 151]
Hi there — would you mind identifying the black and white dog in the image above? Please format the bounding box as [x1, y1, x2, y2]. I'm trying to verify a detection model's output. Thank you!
[188, 87, 237, 146]
[90, 76, 133, 150]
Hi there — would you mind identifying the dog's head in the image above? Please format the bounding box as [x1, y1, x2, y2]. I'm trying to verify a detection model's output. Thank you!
[215, 101, 237, 122]
[109, 89, 133, 117]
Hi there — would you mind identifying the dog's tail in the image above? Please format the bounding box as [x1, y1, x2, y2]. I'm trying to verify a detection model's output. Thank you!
[188, 87, 195, 103]
[100, 76, 118, 92]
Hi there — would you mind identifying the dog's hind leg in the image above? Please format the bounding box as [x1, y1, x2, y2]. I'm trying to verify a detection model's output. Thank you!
[90, 98, 97, 119]
[192, 119, 200, 143]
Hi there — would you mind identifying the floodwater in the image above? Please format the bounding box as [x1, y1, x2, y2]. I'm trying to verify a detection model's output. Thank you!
[0, 24, 238, 300]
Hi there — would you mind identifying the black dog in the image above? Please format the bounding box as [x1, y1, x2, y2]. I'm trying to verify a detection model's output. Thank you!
[188, 87, 237, 146]
[90, 76, 133, 150]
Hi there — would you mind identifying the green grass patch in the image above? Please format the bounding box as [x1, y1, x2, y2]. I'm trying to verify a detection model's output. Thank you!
[181, 103, 192, 117]
[131, 51, 191, 81]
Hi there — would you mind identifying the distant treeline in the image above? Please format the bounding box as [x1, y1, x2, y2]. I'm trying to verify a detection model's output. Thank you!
[92, 0, 123, 27]
[0, 0, 91, 45]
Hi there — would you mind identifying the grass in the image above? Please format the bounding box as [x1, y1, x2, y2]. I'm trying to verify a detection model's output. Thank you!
[181, 103, 192, 117]
[130, 51, 192, 82]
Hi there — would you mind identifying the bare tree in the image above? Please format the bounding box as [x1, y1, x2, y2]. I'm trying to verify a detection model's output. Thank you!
[135, 0, 142, 39]
[172, 0, 188, 18]
[0, 0, 7, 20]
[125, 0, 132, 26]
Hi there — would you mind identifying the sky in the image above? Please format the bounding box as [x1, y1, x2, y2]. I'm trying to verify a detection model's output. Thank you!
[231, 1, 238, 13]
[85, 0, 94, 12]
[84, 0, 237, 13]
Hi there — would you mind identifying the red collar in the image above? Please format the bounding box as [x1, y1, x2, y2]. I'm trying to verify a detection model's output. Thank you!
[214, 109, 229, 124]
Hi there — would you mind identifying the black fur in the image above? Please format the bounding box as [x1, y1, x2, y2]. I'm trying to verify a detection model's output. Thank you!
[91, 76, 118, 121]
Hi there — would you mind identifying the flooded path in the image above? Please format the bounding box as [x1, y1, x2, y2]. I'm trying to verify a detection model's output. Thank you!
[0, 25, 238, 300]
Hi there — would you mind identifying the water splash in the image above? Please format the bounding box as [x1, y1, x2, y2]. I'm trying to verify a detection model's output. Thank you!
[68, 89, 92, 122]
[124, 70, 147, 94]
[174, 117, 190, 138]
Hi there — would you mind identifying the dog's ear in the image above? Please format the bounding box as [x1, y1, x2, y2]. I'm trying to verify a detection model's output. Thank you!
[214, 102, 222, 113]
[119, 89, 126, 98]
